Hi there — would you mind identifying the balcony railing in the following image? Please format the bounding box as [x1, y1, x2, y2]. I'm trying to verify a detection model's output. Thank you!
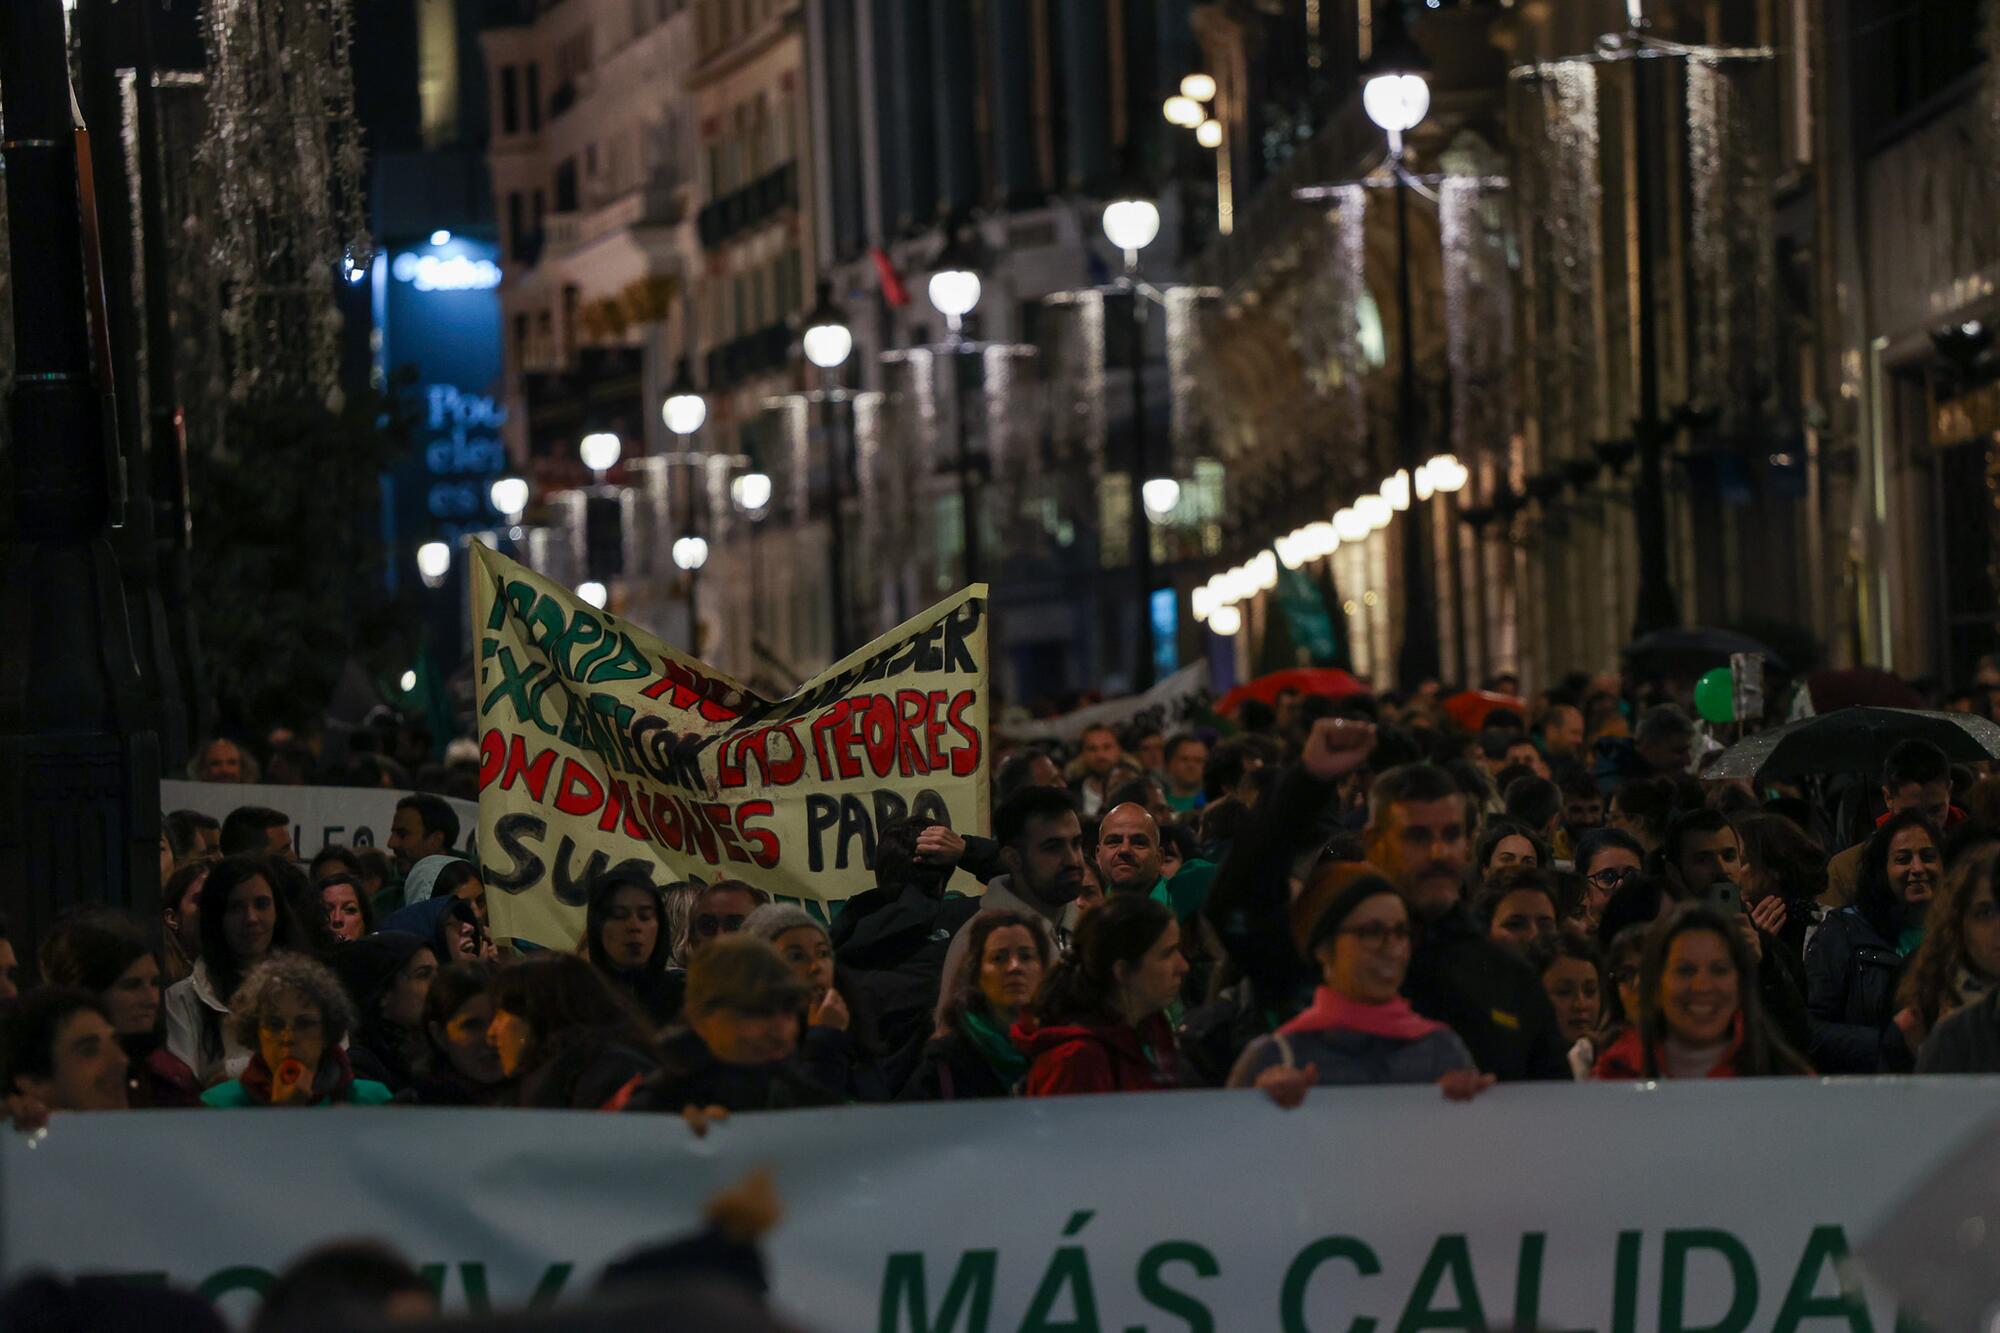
[696, 161, 798, 250]
[704, 323, 793, 391]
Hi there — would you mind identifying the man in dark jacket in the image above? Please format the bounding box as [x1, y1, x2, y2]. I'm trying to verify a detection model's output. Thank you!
[829, 816, 983, 1074]
[1363, 762, 1572, 1081]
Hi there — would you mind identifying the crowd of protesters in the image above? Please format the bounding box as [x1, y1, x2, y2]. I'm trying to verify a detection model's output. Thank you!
[11, 665, 2000, 1138]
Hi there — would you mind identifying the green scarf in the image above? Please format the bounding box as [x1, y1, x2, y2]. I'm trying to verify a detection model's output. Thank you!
[961, 1007, 1030, 1088]
[1897, 927, 1925, 958]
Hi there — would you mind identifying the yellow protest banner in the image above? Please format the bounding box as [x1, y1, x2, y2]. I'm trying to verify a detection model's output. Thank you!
[470, 544, 989, 948]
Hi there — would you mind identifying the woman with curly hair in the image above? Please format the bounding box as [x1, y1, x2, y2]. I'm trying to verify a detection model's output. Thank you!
[1891, 839, 2000, 1060]
[201, 955, 395, 1107]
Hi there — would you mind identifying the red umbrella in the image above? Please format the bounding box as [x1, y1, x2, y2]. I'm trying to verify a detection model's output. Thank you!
[1442, 690, 1528, 731]
[1805, 669, 1922, 713]
[1216, 667, 1368, 716]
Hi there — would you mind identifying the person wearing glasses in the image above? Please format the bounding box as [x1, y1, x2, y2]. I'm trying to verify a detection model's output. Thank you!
[1226, 863, 1489, 1103]
[201, 955, 394, 1107]
[1573, 828, 1645, 937]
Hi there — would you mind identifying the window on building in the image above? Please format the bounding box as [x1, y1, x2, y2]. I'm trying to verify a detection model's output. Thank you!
[513, 313, 530, 366]
[532, 189, 546, 229]
[507, 192, 525, 260]
[733, 272, 750, 338]
[526, 64, 542, 132]
[499, 66, 520, 135]
[555, 159, 579, 212]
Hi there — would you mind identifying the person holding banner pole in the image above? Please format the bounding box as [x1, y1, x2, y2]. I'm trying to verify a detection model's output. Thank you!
[1017, 895, 1187, 1096]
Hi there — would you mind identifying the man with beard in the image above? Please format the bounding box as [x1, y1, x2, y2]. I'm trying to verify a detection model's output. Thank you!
[1365, 763, 1570, 1080]
[933, 787, 1085, 1028]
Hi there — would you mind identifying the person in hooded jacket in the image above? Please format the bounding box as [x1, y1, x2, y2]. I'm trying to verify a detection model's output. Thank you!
[411, 961, 508, 1105]
[37, 911, 202, 1107]
[624, 936, 842, 1115]
[901, 909, 1054, 1101]
[828, 817, 983, 1076]
[1017, 894, 1187, 1096]
[379, 890, 483, 971]
[330, 931, 438, 1095]
[1225, 863, 1489, 1101]
[486, 954, 659, 1110]
[1806, 809, 1941, 1073]
[584, 874, 685, 1027]
[744, 903, 888, 1101]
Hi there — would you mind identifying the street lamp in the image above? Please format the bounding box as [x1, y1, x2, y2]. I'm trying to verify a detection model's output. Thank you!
[577, 580, 607, 609]
[661, 359, 708, 437]
[1195, 118, 1224, 150]
[731, 472, 772, 512]
[672, 535, 709, 571]
[928, 216, 991, 588]
[415, 540, 451, 588]
[1101, 197, 1161, 272]
[1163, 96, 1204, 128]
[489, 475, 529, 520]
[1142, 477, 1181, 520]
[579, 431, 621, 482]
[1181, 73, 1217, 103]
[801, 282, 854, 371]
[798, 281, 855, 654]
[1361, 3, 1439, 689]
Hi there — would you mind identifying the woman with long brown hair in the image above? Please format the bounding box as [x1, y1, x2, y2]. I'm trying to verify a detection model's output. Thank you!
[1891, 839, 2000, 1059]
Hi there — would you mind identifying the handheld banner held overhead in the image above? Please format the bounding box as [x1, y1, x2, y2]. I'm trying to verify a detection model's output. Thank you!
[470, 544, 989, 947]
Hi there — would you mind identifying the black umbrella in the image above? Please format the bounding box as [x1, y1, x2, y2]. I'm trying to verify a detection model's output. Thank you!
[1624, 627, 1784, 677]
[1704, 707, 2000, 782]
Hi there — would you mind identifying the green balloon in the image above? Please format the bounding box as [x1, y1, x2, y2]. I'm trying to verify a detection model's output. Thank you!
[1694, 668, 1736, 724]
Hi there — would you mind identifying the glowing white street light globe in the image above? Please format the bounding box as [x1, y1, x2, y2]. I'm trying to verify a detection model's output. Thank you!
[489, 476, 529, 516]
[1362, 72, 1431, 134]
[1163, 96, 1204, 128]
[1101, 198, 1161, 257]
[577, 580, 608, 609]
[1415, 463, 1437, 502]
[1209, 604, 1243, 636]
[1181, 73, 1218, 103]
[927, 268, 982, 322]
[1426, 453, 1470, 493]
[430, 229, 452, 246]
[1334, 507, 1371, 543]
[1142, 477, 1181, 517]
[1191, 584, 1216, 623]
[1195, 118, 1224, 149]
[731, 472, 773, 512]
[415, 541, 451, 580]
[672, 535, 710, 571]
[1355, 494, 1393, 530]
[579, 431, 622, 473]
[399, 669, 418, 693]
[802, 320, 853, 370]
[1381, 469, 1411, 511]
[1250, 549, 1278, 591]
[1275, 531, 1306, 570]
[662, 391, 707, 437]
[1303, 520, 1339, 559]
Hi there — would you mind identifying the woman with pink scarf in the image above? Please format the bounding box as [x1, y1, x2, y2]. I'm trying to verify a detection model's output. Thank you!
[1226, 863, 1494, 1105]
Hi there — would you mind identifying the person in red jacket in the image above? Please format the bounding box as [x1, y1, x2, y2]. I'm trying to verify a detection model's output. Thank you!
[1593, 902, 1809, 1080]
[1016, 895, 1186, 1095]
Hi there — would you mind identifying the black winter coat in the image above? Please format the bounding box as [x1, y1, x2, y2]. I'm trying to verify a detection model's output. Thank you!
[516, 1029, 661, 1109]
[1806, 907, 1911, 1073]
[626, 1028, 841, 1114]
[1405, 902, 1572, 1082]
[1917, 987, 2000, 1073]
[604, 966, 686, 1029]
[898, 1028, 1013, 1102]
[829, 883, 983, 1059]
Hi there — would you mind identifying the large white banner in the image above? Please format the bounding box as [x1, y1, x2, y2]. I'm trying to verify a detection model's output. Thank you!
[161, 781, 478, 862]
[4, 1082, 1995, 1329]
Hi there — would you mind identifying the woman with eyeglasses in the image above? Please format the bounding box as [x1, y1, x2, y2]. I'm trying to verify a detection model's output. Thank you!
[1575, 828, 1645, 935]
[1898, 840, 2000, 1064]
[200, 955, 395, 1107]
[1226, 863, 1489, 1103]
